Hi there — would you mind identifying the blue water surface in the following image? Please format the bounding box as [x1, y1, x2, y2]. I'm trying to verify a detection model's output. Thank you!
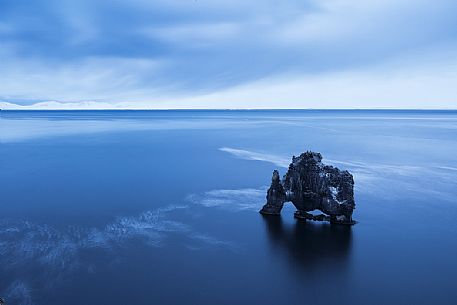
[1, 110, 456, 305]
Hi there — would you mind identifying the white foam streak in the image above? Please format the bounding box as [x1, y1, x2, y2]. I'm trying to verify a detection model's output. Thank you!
[2, 281, 33, 305]
[187, 188, 266, 212]
[219, 147, 457, 200]
[219, 147, 289, 167]
[0, 204, 229, 274]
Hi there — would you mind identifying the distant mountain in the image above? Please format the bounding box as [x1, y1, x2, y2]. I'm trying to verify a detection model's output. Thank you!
[0, 101, 119, 110]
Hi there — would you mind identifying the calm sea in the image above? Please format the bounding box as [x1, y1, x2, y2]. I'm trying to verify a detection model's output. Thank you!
[1, 110, 456, 305]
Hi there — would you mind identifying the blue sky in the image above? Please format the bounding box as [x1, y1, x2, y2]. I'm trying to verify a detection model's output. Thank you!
[1, 0, 457, 109]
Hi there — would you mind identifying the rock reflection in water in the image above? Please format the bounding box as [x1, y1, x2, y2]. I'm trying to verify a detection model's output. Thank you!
[261, 215, 352, 274]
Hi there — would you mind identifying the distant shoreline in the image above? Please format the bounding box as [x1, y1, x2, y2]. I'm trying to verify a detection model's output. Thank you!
[2, 109, 457, 112]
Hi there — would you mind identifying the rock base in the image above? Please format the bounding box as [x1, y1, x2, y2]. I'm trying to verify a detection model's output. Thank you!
[293, 211, 356, 225]
[259, 207, 281, 215]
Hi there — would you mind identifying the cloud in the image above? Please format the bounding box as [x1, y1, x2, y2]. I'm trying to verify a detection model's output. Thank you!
[0, 0, 457, 107]
[151, 49, 457, 109]
[142, 22, 242, 47]
[0, 55, 163, 103]
[2, 45, 457, 109]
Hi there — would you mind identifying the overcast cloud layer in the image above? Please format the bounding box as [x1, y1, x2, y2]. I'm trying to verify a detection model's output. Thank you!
[1, 0, 457, 109]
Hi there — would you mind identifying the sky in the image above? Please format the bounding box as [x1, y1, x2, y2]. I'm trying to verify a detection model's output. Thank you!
[0, 0, 457, 109]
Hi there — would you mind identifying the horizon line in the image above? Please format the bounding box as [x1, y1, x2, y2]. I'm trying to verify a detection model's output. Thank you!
[2, 108, 457, 111]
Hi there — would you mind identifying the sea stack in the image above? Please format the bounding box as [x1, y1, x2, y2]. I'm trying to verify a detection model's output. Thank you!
[260, 151, 356, 225]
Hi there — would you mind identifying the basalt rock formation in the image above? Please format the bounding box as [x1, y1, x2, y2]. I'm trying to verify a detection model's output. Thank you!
[260, 151, 356, 225]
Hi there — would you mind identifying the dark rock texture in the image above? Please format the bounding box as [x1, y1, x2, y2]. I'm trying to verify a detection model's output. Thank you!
[260, 151, 356, 225]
